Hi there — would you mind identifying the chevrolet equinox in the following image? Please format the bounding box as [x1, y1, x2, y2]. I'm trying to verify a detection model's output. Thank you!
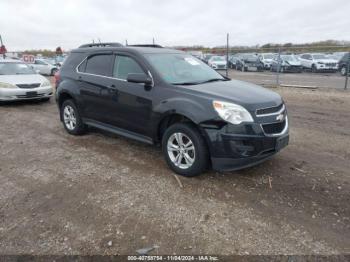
[55, 43, 289, 176]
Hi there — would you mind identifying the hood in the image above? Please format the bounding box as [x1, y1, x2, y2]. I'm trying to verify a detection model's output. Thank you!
[284, 60, 301, 66]
[211, 60, 227, 65]
[0, 74, 47, 85]
[181, 79, 282, 111]
[243, 58, 260, 63]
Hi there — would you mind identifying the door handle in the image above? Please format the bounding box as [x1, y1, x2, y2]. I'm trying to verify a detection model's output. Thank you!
[108, 84, 118, 93]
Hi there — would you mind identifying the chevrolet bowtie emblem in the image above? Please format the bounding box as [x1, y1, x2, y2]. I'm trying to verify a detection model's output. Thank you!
[276, 114, 284, 121]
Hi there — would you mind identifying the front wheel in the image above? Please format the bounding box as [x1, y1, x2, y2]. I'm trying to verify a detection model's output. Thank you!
[162, 123, 209, 177]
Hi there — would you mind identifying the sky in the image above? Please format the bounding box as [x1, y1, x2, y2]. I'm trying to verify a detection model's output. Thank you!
[1, 0, 350, 51]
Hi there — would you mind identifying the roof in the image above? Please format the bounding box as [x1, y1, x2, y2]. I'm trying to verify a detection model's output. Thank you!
[71, 46, 184, 55]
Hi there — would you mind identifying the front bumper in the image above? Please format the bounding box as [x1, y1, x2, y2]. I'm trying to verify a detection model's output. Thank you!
[0, 86, 53, 101]
[202, 115, 289, 172]
[212, 64, 227, 70]
[282, 65, 302, 72]
[316, 64, 338, 71]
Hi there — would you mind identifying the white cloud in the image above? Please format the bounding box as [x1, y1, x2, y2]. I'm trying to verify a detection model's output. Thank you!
[0, 0, 349, 50]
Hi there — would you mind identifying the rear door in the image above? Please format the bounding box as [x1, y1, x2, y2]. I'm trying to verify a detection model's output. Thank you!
[103, 53, 153, 136]
[77, 53, 115, 123]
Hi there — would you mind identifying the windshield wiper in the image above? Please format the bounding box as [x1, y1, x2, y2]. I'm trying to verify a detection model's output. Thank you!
[199, 78, 228, 84]
[172, 82, 201, 86]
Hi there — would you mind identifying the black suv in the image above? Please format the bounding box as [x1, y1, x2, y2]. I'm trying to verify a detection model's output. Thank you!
[56, 43, 289, 176]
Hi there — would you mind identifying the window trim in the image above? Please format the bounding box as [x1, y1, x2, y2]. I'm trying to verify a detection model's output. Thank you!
[76, 54, 154, 86]
[112, 54, 147, 81]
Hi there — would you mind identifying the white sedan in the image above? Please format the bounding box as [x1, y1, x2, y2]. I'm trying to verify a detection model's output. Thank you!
[29, 59, 59, 76]
[208, 56, 227, 70]
[0, 60, 53, 102]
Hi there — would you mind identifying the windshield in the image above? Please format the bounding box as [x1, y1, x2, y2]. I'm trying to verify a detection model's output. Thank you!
[145, 53, 225, 85]
[313, 54, 326, 59]
[0, 62, 35, 75]
[281, 55, 298, 62]
[212, 56, 225, 61]
[242, 54, 258, 60]
[263, 54, 274, 59]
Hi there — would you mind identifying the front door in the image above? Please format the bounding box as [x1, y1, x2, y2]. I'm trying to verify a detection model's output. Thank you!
[103, 54, 153, 136]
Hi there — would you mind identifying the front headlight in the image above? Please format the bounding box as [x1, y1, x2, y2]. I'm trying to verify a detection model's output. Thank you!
[0, 82, 16, 89]
[213, 101, 254, 125]
[41, 80, 51, 87]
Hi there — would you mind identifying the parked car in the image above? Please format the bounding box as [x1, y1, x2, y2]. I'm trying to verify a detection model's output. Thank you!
[56, 43, 289, 177]
[270, 54, 302, 73]
[29, 59, 59, 76]
[236, 53, 264, 72]
[208, 56, 227, 70]
[299, 53, 338, 72]
[0, 59, 53, 102]
[228, 54, 240, 69]
[203, 53, 214, 64]
[258, 53, 275, 70]
[338, 52, 350, 76]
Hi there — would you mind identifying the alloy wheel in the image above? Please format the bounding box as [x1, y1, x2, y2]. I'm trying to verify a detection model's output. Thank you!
[167, 132, 195, 169]
[63, 105, 77, 131]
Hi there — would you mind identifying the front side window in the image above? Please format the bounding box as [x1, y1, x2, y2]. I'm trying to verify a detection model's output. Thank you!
[35, 60, 46, 65]
[113, 55, 145, 80]
[85, 54, 113, 76]
[145, 53, 224, 85]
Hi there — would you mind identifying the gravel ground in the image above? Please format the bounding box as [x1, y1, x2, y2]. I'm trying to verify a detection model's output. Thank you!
[0, 84, 349, 255]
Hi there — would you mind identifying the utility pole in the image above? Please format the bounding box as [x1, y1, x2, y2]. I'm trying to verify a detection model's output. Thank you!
[153, 38, 155, 45]
[125, 39, 128, 46]
[226, 33, 229, 77]
[276, 46, 281, 86]
[345, 52, 350, 90]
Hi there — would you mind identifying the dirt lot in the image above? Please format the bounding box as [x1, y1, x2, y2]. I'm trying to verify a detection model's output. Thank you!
[0, 83, 349, 255]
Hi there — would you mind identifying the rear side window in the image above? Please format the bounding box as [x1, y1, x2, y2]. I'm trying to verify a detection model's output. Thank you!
[113, 55, 145, 80]
[85, 54, 113, 76]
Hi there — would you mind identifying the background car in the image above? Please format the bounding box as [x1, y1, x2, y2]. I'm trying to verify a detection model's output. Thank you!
[270, 54, 302, 73]
[299, 53, 338, 72]
[202, 53, 214, 64]
[235, 53, 264, 72]
[29, 58, 59, 76]
[0, 59, 53, 102]
[208, 56, 227, 70]
[228, 54, 240, 69]
[258, 53, 275, 70]
[338, 52, 350, 76]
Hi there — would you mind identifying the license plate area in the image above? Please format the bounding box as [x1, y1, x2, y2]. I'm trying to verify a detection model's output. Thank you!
[26, 91, 38, 97]
[275, 135, 289, 151]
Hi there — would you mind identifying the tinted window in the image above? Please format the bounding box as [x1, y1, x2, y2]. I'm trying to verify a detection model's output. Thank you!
[35, 60, 46, 65]
[113, 55, 145, 80]
[85, 54, 113, 76]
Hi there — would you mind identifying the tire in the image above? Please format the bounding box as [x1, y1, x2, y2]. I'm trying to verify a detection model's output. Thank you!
[340, 66, 347, 76]
[51, 68, 58, 76]
[60, 99, 87, 135]
[162, 123, 209, 177]
[311, 64, 317, 73]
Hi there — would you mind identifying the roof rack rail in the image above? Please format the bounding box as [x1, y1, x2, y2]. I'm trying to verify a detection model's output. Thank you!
[78, 42, 123, 48]
[128, 44, 163, 48]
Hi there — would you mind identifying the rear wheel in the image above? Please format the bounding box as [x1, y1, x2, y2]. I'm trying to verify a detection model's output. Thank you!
[51, 68, 58, 76]
[162, 123, 209, 177]
[61, 99, 87, 135]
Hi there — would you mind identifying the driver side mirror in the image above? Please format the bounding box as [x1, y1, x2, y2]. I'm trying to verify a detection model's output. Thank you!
[127, 73, 152, 86]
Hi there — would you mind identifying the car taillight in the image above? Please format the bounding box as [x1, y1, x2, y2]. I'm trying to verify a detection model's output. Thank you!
[54, 71, 60, 87]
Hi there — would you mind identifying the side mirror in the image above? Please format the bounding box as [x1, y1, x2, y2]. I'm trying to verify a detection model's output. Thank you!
[127, 73, 152, 86]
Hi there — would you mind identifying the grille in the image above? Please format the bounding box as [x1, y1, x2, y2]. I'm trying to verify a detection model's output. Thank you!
[325, 63, 336, 67]
[217, 65, 225, 69]
[262, 120, 286, 135]
[256, 104, 284, 116]
[16, 93, 45, 99]
[16, 83, 41, 89]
